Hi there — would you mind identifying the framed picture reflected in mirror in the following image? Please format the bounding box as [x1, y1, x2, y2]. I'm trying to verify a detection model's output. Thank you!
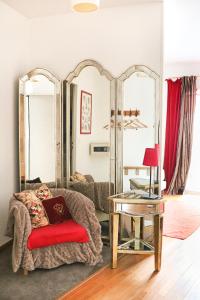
[80, 90, 92, 134]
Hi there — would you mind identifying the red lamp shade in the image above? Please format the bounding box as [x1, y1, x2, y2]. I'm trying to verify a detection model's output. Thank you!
[143, 148, 158, 167]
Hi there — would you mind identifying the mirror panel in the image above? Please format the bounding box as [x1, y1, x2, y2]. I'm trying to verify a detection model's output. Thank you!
[116, 66, 161, 196]
[19, 69, 61, 191]
[63, 60, 116, 207]
[71, 67, 110, 181]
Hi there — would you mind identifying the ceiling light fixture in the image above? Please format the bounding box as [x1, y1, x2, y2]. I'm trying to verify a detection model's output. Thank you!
[71, 0, 100, 12]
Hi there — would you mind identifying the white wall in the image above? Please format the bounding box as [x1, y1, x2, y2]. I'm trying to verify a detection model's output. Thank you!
[28, 2, 163, 186]
[0, 2, 29, 246]
[164, 0, 200, 64]
[165, 62, 200, 78]
[29, 3, 163, 78]
[164, 0, 200, 81]
[73, 67, 110, 181]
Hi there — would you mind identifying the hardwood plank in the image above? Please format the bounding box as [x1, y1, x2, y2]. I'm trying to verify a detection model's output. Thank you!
[59, 225, 200, 300]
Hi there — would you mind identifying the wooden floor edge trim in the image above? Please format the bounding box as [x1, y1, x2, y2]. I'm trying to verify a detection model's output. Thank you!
[0, 239, 12, 252]
[57, 263, 110, 300]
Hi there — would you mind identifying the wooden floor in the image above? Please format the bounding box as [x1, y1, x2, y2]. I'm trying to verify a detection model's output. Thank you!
[59, 205, 200, 299]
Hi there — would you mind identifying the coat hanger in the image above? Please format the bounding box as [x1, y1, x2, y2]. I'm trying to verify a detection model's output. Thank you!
[133, 118, 148, 128]
[103, 109, 147, 130]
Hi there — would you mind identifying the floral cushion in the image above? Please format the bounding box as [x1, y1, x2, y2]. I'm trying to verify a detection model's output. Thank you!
[14, 191, 49, 229]
[35, 184, 53, 201]
[70, 172, 87, 183]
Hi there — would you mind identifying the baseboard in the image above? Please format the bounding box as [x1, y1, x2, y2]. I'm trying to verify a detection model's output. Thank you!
[0, 239, 12, 251]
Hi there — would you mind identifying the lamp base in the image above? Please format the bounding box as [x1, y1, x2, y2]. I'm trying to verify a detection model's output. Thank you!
[141, 194, 160, 200]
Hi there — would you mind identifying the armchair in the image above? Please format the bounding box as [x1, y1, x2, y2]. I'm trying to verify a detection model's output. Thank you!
[6, 188, 103, 273]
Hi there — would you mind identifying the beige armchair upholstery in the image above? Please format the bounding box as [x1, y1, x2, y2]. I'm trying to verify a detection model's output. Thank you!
[6, 189, 103, 273]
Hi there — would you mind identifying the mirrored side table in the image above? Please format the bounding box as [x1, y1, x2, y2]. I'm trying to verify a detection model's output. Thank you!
[108, 191, 165, 272]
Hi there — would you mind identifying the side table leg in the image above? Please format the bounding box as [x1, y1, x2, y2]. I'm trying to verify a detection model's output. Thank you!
[131, 217, 134, 239]
[112, 213, 119, 269]
[140, 216, 144, 240]
[109, 199, 114, 248]
[134, 217, 141, 250]
[154, 214, 163, 272]
[119, 214, 123, 242]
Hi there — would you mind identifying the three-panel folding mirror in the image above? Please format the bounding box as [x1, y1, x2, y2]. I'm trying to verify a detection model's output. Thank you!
[19, 63, 161, 197]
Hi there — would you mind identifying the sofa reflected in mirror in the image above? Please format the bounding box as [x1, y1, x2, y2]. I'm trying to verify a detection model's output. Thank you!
[68, 173, 113, 213]
[68, 171, 113, 242]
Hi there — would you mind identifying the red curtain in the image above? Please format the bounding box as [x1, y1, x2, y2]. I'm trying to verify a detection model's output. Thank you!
[164, 79, 182, 191]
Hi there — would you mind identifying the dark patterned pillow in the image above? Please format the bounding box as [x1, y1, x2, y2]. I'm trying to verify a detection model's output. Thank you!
[42, 196, 71, 224]
[26, 177, 42, 184]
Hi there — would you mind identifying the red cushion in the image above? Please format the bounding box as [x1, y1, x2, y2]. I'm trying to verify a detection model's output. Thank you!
[27, 219, 89, 250]
[42, 196, 71, 224]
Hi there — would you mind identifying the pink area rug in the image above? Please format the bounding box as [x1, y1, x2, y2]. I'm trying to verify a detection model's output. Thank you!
[163, 195, 200, 239]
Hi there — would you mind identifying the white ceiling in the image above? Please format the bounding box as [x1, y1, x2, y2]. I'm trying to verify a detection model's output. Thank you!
[2, 0, 162, 18]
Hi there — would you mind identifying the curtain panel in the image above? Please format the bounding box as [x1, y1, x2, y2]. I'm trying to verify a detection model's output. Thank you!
[168, 76, 196, 194]
[164, 79, 182, 191]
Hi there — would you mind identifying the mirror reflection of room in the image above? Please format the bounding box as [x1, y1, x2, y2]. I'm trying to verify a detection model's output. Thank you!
[122, 72, 157, 194]
[64, 63, 115, 238]
[21, 74, 56, 188]
[25, 76, 55, 183]
[70, 66, 110, 183]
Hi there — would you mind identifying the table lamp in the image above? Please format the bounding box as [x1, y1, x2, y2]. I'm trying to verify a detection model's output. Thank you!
[143, 147, 159, 199]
